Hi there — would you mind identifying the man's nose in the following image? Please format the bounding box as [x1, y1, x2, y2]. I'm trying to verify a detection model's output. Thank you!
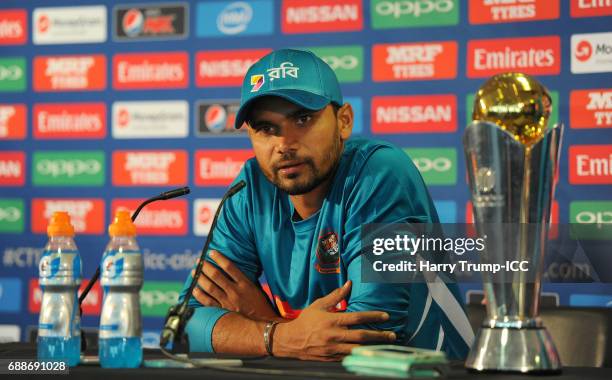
[275, 126, 299, 153]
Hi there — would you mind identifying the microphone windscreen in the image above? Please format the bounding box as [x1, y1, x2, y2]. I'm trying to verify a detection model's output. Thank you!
[159, 187, 191, 200]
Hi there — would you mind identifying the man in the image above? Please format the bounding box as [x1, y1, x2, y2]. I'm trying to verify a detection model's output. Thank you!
[180, 48, 473, 361]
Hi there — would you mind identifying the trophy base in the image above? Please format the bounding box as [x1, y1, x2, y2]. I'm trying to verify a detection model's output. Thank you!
[465, 327, 562, 373]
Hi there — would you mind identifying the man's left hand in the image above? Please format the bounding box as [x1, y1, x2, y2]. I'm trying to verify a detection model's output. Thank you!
[191, 250, 282, 322]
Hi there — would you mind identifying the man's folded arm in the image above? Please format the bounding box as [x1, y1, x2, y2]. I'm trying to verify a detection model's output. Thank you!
[177, 175, 262, 353]
[342, 146, 472, 358]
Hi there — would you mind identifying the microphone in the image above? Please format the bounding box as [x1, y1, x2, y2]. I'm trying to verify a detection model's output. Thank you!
[159, 186, 190, 200]
[160, 180, 246, 349]
[78, 187, 191, 351]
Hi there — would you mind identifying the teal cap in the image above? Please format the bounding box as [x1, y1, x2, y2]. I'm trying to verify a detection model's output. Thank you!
[234, 48, 343, 128]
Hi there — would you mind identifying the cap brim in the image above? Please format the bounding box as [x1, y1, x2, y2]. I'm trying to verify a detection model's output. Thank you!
[234, 89, 330, 129]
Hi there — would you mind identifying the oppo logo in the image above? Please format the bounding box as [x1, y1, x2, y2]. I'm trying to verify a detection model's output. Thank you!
[36, 159, 101, 177]
[375, 0, 453, 18]
[0, 65, 22, 80]
[0, 207, 20, 222]
[217, 2, 252, 35]
[575, 211, 612, 227]
[140, 289, 179, 308]
[322, 55, 358, 70]
[412, 157, 452, 172]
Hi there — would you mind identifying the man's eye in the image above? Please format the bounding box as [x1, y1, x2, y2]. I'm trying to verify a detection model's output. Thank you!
[256, 125, 275, 135]
[296, 115, 312, 126]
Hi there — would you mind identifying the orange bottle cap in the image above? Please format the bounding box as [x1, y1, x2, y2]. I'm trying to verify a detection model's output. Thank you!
[47, 211, 75, 237]
[109, 209, 137, 237]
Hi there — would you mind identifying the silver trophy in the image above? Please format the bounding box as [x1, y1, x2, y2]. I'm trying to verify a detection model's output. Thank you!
[463, 73, 563, 373]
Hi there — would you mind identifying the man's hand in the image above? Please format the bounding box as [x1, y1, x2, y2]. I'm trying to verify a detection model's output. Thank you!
[272, 281, 397, 361]
[191, 250, 281, 321]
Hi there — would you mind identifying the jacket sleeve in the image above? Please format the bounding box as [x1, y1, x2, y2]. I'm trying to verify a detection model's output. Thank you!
[178, 169, 261, 353]
[341, 146, 472, 359]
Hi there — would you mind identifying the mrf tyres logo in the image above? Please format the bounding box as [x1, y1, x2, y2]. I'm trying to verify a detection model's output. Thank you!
[114, 3, 187, 40]
[373, 41, 457, 81]
[467, 35, 560, 77]
[0, 199, 24, 233]
[32, 151, 105, 186]
[195, 149, 252, 186]
[570, 89, 612, 129]
[469, 0, 559, 24]
[31, 198, 105, 234]
[306, 45, 363, 83]
[372, 95, 457, 133]
[569, 145, 612, 185]
[371, 0, 458, 29]
[197, 100, 247, 135]
[33, 55, 106, 91]
[0, 57, 26, 92]
[282, 0, 363, 34]
[112, 150, 188, 186]
[0, 104, 26, 139]
[571, 32, 612, 74]
[0, 9, 27, 45]
[404, 147, 457, 186]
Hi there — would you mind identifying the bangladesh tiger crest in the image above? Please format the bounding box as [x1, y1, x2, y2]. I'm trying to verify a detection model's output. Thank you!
[316, 230, 340, 274]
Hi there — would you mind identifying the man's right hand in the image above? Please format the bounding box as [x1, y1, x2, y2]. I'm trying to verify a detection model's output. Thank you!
[272, 280, 397, 361]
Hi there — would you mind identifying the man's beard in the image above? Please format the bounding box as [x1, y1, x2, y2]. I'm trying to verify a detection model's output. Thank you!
[267, 131, 342, 196]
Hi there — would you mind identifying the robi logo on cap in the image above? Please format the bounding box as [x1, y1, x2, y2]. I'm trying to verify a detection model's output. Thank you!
[250, 74, 264, 92]
[575, 40, 593, 62]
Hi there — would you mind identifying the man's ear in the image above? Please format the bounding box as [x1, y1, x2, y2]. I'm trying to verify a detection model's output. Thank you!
[336, 103, 353, 141]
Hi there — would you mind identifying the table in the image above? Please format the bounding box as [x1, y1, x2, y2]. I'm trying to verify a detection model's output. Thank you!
[1, 343, 611, 380]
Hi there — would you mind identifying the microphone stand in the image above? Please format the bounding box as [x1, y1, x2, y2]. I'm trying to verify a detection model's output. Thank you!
[159, 181, 246, 350]
[78, 187, 190, 352]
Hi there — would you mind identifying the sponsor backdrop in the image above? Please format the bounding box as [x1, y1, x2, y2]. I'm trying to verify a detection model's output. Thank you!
[0, 0, 611, 344]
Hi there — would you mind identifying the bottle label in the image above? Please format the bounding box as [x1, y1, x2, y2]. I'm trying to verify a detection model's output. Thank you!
[100, 249, 143, 287]
[99, 293, 141, 339]
[38, 292, 80, 338]
[39, 249, 81, 285]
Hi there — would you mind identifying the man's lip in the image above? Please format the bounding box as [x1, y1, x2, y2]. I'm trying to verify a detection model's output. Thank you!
[276, 161, 304, 170]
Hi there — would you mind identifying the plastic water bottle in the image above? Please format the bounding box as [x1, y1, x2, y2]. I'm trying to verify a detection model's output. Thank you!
[99, 210, 143, 368]
[37, 211, 82, 366]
